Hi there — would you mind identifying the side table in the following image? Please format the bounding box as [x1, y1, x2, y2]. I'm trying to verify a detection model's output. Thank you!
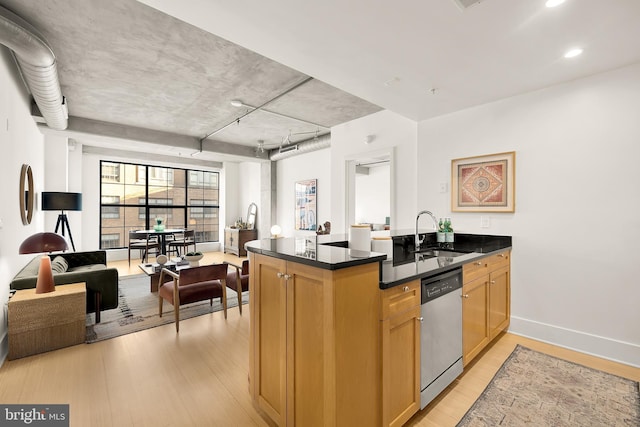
[8, 282, 86, 360]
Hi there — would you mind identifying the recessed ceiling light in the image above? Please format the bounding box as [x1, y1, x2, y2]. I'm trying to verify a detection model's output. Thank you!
[564, 48, 583, 58]
[230, 99, 243, 107]
[545, 0, 565, 7]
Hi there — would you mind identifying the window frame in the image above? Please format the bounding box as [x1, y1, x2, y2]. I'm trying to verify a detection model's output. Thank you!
[99, 161, 220, 250]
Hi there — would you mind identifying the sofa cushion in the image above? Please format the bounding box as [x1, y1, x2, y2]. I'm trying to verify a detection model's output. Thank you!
[51, 256, 69, 273]
[67, 264, 107, 273]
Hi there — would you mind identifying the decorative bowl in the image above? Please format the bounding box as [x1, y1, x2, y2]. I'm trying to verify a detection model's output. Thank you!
[184, 254, 203, 267]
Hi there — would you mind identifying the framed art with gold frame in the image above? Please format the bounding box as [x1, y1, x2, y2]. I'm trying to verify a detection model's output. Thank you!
[451, 151, 515, 212]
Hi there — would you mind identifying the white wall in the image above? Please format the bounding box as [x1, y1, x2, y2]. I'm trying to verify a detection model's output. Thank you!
[418, 63, 640, 366]
[331, 110, 417, 233]
[276, 148, 331, 236]
[0, 47, 46, 363]
[238, 161, 261, 227]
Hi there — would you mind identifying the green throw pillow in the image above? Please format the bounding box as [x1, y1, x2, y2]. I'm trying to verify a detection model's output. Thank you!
[51, 256, 69, 273]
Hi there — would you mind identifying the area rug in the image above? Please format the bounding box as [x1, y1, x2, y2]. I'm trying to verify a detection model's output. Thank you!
[85, 274, 248, 342]
[457, 345, 640, 426]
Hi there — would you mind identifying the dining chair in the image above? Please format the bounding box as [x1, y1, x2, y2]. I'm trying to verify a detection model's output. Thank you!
[158, 263, 228, 332]
[224, 260, 249, 314]
[167, 229, 196, 256]
[128, 230, 160, 266]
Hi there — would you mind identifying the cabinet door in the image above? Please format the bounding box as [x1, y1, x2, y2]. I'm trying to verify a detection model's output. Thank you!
[285, 262, 328, 426]
[462, 276, 489, 366]
[224, 229, 238, 254]
[488, 265, 510, 339]
[251, 254, 287, 425]
[381, 304, 421, 427]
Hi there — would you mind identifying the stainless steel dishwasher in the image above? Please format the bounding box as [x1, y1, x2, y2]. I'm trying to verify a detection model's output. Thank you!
[420, 267, 463, 408]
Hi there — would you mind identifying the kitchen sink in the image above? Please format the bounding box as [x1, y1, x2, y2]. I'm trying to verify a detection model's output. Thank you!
[417, 249, 469, 258]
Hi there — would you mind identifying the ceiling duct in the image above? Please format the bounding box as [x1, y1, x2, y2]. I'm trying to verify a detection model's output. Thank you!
[269, 133, 331, 161]
[0, 5, 67, 130]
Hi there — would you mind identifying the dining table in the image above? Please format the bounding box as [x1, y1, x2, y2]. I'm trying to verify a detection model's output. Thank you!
[139, 228, 185, 255]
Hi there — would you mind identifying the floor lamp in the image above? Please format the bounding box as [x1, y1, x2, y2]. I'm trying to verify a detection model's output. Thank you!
[41, 192, 82, 251]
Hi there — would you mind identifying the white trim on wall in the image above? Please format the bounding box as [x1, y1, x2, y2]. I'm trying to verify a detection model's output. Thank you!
[510, 316, 640, 368]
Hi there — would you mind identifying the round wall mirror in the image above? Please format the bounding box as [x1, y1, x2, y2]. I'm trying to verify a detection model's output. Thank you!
[246, 202, 257, 230]
[20, 164, 34, 225]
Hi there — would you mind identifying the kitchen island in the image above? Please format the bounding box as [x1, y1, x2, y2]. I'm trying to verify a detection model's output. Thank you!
[246, 232, 511, 426]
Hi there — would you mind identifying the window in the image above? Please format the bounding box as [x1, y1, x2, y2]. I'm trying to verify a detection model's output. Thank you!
[101, 163, 120, 182]
[99, 161, 220, 249]
[101, 196, 121, 219]
[190, 199, 217, 219]
[188, 170, 217, 188]
[138, 198, 173, 219]
[101, 233, 120, 249]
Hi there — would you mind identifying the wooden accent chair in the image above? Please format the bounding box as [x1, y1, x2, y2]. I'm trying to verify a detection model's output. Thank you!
[167, 229, 196, 256]
[224, 260, 249, 314]
[158, 263, 228, 332]
[128, 230, 160, 266]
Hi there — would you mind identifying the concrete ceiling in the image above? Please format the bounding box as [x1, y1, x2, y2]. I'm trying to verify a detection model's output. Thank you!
[3, 0, 640, 163]
[0, 0, 382, 162]
[142, 0, 640, 121]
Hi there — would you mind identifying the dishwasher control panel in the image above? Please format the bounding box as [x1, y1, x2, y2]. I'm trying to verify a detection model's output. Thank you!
[421, 269, 462, 304]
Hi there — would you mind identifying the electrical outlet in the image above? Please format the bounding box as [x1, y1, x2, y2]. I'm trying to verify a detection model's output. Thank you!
[439, 182, 448, 193]
[480, 216, 490, 228]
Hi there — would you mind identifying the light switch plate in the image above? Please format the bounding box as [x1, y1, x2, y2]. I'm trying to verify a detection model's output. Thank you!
[480, 216, 490, 228]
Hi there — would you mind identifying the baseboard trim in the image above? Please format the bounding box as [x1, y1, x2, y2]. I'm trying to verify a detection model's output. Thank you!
[509, 316, 640, 368]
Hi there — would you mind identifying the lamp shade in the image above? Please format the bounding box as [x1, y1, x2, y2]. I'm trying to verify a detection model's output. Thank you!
[19, 232, 69, 254]
[41, 192, 82, 211]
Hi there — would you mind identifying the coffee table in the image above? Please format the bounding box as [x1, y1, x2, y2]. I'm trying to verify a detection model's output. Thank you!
[139, 262, 190, 292]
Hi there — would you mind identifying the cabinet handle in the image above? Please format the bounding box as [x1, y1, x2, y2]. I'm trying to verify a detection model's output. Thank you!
[283, 274, 291, 280]
[402, 286, 410, 292]
[474, 261, 482, 266]
[462, 294, 469, 298]
[417, 317, 424, 323]
[490, 280, 496, 284]
[498, 254, 505, 258]
[277, 272, 284, 278]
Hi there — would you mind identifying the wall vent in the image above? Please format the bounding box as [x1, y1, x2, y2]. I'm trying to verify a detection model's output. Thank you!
[453, 0, 484, 10]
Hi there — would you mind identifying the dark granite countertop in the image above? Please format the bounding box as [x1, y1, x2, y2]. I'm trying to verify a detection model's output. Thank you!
[245, 232, 512, 288]
[245, 235, 387, 270]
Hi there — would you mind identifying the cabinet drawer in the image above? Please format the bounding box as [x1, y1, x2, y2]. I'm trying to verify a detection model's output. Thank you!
[463, 250, 510, 283]
[487, 251, 510, 270]
[380, 280, 420, 320]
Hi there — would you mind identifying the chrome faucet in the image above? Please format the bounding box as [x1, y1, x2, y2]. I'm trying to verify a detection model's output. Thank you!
[415, 210, 438, 252]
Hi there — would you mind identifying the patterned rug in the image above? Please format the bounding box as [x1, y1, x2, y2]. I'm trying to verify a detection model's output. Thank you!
[85, 274, 248, 342]
[457, 345, 640, 426]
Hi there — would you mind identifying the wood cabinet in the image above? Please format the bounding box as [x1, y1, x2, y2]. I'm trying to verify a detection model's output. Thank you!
[224, 228, 257, 256]
[380, 280, 421, 427]
[249, 253, 382, 426]
[462, 250, 511, 365]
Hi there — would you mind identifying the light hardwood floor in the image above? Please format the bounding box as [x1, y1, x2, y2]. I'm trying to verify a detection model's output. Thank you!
[1, 252, 638, 426]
